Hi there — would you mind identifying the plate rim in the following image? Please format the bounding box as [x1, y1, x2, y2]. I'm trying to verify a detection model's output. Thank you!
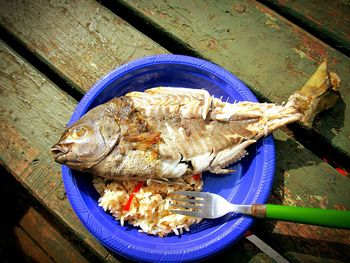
[62, 54, 275, 262]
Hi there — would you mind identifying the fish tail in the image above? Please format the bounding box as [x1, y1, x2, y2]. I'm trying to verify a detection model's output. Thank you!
[286, 61, 340, 128]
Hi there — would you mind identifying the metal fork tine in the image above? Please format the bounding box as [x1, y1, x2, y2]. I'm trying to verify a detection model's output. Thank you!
[168, 209, 203, 218]
[173, 191, 204, 198]
[170, 198, 206, 204]
[170, 203, 203, 210]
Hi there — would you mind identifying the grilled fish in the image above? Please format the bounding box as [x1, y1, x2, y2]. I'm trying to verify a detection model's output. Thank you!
[51, 62, 340, 183]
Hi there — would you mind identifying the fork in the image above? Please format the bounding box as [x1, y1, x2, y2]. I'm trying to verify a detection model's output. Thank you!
[169, 191, 350, 229]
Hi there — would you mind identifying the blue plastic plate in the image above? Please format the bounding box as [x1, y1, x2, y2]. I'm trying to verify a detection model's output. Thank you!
[62, 55, 275, 262]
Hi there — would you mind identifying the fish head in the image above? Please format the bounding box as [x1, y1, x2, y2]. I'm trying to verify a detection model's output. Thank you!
[51, 104, 120, 170]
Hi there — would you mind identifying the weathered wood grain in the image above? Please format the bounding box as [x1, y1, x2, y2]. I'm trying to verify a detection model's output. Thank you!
[261, 0, 350, 54]
[0, 41, 274, 262]
[13, 226, 55, 263]
[0, 168, 54, 263]
[117, 0, 350, 162]
[260, 130, 350, 262]
[0, 41, 119, 262]
[0, 0, 349, 262]
[20, 207, 90, 263]
[0, 0, 166, 93]
[1, 167, 95, 263]
[1, 39, 349, 262]
[202, 237, 276, 263]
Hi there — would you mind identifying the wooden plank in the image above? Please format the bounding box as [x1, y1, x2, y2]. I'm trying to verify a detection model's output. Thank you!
[0, 0, 164, 259]
[1, 40, 349, 263]
[0, 0, 348, 160]
[1, 167, 90, 263]
[0, 1, 349, 262]
[0, 41, 118, 262]
[0, 0, 166, 93]
[258, 130, 350, 262]
[284, 251, 347, 263]
[13, 226, 55, 263]
[0, 0, 164, 257]
[203, 236, 276, 263]
[0, 40, 274, 262]
[0, 167, 54, 263]
[19, 207, 90, 263]
[115, 0, 350, 163]
[261, 0, 350, 55]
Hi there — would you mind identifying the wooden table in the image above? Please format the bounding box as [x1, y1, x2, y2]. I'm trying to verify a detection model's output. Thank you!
[0, 0, 349, 262]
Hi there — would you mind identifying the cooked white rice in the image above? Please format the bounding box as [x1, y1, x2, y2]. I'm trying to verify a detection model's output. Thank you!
[93, 175, 203, 237]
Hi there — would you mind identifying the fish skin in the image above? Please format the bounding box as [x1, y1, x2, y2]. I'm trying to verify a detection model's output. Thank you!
[51, 61, 340, 182]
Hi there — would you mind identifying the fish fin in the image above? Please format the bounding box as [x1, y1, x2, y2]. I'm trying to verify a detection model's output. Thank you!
[146, 178, 168, 185]
[146, 178, 189, 186]
[287, 61, 340, 128]
[210, 140, 255, 170]
[209, 167, 235, 174]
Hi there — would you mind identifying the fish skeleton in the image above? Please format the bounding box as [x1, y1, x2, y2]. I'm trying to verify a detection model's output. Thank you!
[51, 62, 340, 184]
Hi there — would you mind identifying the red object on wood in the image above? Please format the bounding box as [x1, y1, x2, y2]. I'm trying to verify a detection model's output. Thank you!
[244, 230, 253, 237]
[336, 168, 347, 176]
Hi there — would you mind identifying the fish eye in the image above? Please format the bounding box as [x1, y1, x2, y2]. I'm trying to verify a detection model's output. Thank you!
[71, 126, 88, 139]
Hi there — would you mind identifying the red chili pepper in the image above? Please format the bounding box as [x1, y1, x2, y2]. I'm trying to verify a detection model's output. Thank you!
[193, 174, 201, 181]
[123, 182, 144, 211]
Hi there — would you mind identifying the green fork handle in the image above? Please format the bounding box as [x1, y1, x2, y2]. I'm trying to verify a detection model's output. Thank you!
[252, 204, 350, 229]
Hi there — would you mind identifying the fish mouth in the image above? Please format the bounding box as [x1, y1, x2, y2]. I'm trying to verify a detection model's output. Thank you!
[50, 144, 70, 163]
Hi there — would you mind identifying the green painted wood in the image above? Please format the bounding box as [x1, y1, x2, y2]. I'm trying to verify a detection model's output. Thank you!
[117, 0, 350, 163]
[261, 0, 350, 54]
[0, 40, 275, 262]
[0, 0, 167, 94]
[260, 130, 350, 262]
[0, 41, 120, 262]
[1, 39, 349, 262]
[0, 0, 349, 261]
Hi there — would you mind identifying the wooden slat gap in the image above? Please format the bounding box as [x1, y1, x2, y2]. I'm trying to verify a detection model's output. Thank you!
[100, 0, 350, 173]
[258, 0, 350, 57]
[100, 0, 204, 58]
[0, 25, 84, 101]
